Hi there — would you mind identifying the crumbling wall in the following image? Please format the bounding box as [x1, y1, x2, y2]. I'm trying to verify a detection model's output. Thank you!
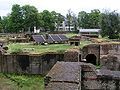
[45, 62, 81, 90]
[0, 54, 20, 73]
[64, 48, 80, 62]
[100, 44, 120, 60]
[97, 70, 120, 90]
[0, 53, 64, 75]
[81, 64, 101, 90]
[81, 43, 120, 65]
[81, 64, 120, 90]
[81, 44, 100, 65]
[100, 55, 120, 71]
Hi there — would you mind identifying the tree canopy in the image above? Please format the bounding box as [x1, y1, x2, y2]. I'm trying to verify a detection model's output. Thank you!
[78, 9, 101, 29]
[100, 11, 120, 39]
[0, 4, 120, 39]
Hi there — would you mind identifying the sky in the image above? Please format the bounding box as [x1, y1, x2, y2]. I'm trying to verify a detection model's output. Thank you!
[0, 0, 120, 16]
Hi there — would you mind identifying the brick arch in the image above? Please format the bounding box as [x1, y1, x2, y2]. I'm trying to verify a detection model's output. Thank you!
[81, 44, 100, 65]
[85, 54, 97, 65]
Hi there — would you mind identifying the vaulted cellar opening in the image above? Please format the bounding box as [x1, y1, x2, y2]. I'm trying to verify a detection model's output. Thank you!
[17, 55, 29, 71]
[85, 54, 97, 65]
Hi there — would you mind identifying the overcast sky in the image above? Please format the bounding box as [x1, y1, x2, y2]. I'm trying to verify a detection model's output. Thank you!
[0, 0, 120, 16]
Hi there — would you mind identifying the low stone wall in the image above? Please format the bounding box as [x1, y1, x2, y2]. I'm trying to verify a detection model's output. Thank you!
[64, 48, 81, 62]
[81, 44, 100, 65]
[81, 43, 120, 65]
[100, 55, 120, 71]
[0, 53, 64, 75]
[45, 62, 120, 90]
[81, 64, 120, 90]
[100, 43, 120, 60]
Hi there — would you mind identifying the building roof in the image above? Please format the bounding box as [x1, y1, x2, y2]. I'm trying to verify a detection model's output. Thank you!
[79, 29, 101, 33]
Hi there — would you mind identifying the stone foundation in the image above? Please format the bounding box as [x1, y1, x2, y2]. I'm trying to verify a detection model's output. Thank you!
[0, 53, 64, 75]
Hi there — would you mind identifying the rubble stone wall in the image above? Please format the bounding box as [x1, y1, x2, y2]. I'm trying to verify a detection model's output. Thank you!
[100, 55, 120, 71]
[81, 64, 120, 90]
[81, 44, 100, 64]
[100, 44, 120, 60]
[64, 49, 80, 62]
[0, 54, 64, 75]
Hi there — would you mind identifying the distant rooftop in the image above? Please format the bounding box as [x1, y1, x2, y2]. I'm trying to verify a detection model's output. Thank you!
[79, 29, 101, 33]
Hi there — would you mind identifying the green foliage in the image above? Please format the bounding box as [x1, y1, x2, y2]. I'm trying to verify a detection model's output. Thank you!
[10, 48, 23, 54]
[1, 4, 39, 33]
[78, 11, 90, 28]
[100, 11, 120, 39]
[1, 4, 120, 37]
[89, 9, 101, 28]
[22, 5, 39, 32]
[0, 16, 3, 32]
[80, 40, 92, 48]
[66, 10, 78, 31]
[65, 33, 78, 38]
[78, 9, 101, 28]
[1, 16, 13, 33]
[40, 10, 56, 31]
[51, 11, 65, 31]
[96, 64, 102, 69]
[66, 10, 73, 31]
[0, 73, 44, 90]
[10, 4, 23, 33]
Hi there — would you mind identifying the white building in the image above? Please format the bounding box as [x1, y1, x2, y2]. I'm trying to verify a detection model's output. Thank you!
[56, 21, 74, 31]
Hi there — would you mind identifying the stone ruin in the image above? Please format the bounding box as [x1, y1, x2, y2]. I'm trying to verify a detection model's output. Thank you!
[69, 35, 81, 46]
[45, 62, 120, 90]
[0, 40, 120, 89]
[0, 53, 64, 75]
[0, 42, 8, 55]
[100, 55, 120, 71]
[81, 43, 120, 65]
[64, 48, 81, 62]
[45, 43, 120, 90]
[45, 62, 81, 90]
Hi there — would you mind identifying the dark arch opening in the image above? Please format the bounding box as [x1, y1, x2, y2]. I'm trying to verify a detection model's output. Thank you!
[85, 54, 97, 65]
[17, 55, 29, 71]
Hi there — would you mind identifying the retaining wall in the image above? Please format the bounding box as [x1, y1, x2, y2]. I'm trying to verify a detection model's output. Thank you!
[0, 53, 64, 75]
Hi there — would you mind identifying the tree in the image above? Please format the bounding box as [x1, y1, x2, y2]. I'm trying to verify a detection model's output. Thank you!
[66, 9, 73, 31]
[72, 14, 78, 31]
[78, 11, 90, 28]
[10, 4, 23, 33]
[0, 16, 3, 32]
[89, 9, 101, 28]
[100, 11, 120, 39]
[40, 10, 55, 32]
[22, 5, 39, 32]
[37, 13, 44, 30]
[1, 15, 14, 33]
[51, 11, 64, 31]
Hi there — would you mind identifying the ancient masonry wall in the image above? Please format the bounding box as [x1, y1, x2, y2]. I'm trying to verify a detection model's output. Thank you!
[81, 44, 100, 64]
[64, 48, 81, 62]
[0, 53, 64, 75]
[100, 44, 120, 60]
[81, 65, 120, 90]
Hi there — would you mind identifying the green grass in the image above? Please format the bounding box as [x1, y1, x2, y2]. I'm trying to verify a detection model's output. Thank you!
[7, 43, 75, 54]
[65, 33, 78, 38]
[0, 73, 44, 90]
[80, 40, 93, 48]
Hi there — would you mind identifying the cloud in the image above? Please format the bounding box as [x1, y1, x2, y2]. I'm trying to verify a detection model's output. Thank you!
[0, 0, 120, 16]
